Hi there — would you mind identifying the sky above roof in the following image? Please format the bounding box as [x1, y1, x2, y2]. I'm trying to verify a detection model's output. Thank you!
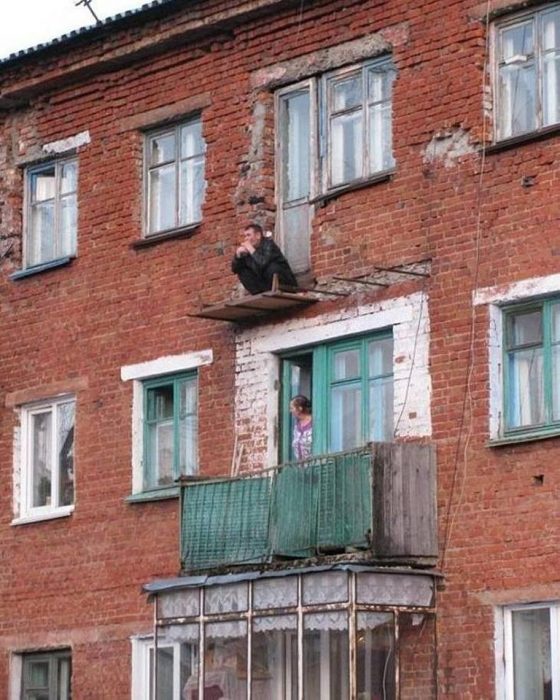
[1, 0, 148, 60]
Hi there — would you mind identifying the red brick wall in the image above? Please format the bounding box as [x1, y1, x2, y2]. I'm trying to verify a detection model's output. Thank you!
[1, 0, 559, 697]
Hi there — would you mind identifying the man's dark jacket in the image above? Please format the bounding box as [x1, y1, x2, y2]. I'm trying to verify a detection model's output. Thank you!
[232, 237, 298, 294]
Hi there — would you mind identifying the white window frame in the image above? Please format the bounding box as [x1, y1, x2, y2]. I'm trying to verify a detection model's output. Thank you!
[497, 602, 560, 700]
[23, 158, 78, 269]
[493, 4, 560, 141]
[121, 350, 212, 496]
[131, 636, 198, 700]
[15, 395, 76, 524]
[143, 116, 206, 237]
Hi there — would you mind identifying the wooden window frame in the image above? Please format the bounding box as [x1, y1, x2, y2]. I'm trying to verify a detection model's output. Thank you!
[280, 331, 394, 462]
[143, 116, 206, 238]
[23, 158, 78, 269]
[494, 5, 560, 141]
[20, 396, 76, 521]
[20, 649, 71, 700]
[142, 372, 198, 492]
[502, 297, 560, 438]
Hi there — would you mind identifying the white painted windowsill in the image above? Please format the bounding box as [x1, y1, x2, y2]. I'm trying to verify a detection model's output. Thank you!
[11, 505, 74, 526]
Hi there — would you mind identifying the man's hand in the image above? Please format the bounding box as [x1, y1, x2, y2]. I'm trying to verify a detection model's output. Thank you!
[236, 242, 255, 256]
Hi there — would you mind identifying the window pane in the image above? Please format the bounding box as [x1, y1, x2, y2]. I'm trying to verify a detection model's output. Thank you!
[57, 656, 71, 700]
[543, 53, 560, 126]
[31, 167, 56, 203]
[552, 345, 560, 421]
[179, 378, 197, 476]
[368, 64, 395, 104]
[368, 337, 393, 377]
[330, 384, 362, 451]
[179, 156, 204, 225]
[369, 376, 394, 441]
[501, 22, 533, 61]
[60, 161, 77, 195]
[27, 660, 49, 687]
[508, 310, 542, 347]
[181, 120, 204, 158]
[60, 194, 77, 257]
[331, 110, 363, 185]
[357, 613, 395, 700]
[281, 203, 310, 273]
[150, 133, 175, 166]
[507, 348, 545, 428]
[252, 616, 297, 700]
[333, 348, 360, 380]
[543, 9, 560, 51]
[148, 421, 174, 487]
[332, 74, 362, 111]
[280, 90, 310, 202]
[149, 164, 176, 233]
[369, 102, 394, 172]
[32, 412, 52, 507]
[512, 608, 552, 700]
[149, 647, 174, 700]
[303, 613, 349, 700]
[499, 63, 536, 137]
[57, 402, 75, 507]
[29, 201, 55, 266]
[149, 385, 174, 421]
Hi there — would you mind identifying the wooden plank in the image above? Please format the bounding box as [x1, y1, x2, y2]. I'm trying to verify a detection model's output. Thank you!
[373, 442, 437, 559]
[190, 291, 317, 321]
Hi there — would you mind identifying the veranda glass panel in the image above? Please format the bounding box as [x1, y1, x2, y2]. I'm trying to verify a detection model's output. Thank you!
[303, 612, 349, 700]
[543, 9, 560, 126]
[512, 608, 552, 700]
[252, 616, 298, 699]
[149, 165, 176, 233]
[507, 348, 545, 428]
[202, 621, 247, 700]
[331, 110, 362, 186]
[178, 377, 198, 476]
[57, 402, 75, 507]
[499, 23, 536, 137]
[31, 412, 52, 507]
[357, 613, 396, 700]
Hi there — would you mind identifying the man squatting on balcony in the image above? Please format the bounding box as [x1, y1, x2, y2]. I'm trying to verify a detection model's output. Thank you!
[232, 223, 298, 294]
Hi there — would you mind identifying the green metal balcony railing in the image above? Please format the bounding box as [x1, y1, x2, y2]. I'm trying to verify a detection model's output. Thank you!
[180, 442, 437, 573]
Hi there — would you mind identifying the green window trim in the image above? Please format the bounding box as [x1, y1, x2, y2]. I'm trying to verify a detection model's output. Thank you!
[142, 372, 198, 491]
[503, 297, 560, 437]
[280, 331, 394, 462]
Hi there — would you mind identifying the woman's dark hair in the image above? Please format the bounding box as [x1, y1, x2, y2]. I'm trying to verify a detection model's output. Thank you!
[291, 394, 312, 413]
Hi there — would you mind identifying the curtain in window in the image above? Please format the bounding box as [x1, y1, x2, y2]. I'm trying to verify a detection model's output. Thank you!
[543, 9, 560, 127]
[499, 22, 536, 138]
[512, 608, 552, 700]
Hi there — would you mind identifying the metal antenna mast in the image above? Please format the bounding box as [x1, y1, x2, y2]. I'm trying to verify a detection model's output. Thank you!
[75, 0, 101, 23]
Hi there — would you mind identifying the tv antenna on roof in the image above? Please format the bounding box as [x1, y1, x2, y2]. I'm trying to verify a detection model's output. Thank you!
[75, 0, 101, 24]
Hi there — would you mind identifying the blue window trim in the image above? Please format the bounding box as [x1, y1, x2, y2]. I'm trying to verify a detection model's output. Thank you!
[502, 297, 560, 440]
[142, 372, 198, 492]
[10, 256, 73, 280]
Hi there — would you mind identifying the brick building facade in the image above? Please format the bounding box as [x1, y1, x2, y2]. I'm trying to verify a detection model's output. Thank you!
[0, 0, 558, 697]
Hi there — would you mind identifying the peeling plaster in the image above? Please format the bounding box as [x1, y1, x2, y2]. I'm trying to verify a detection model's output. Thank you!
[423, 128, 477, 168]
[234, 292, 431, 472]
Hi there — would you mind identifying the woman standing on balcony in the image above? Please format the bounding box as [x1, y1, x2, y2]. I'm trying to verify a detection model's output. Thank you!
[290, 395, 313, 461]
